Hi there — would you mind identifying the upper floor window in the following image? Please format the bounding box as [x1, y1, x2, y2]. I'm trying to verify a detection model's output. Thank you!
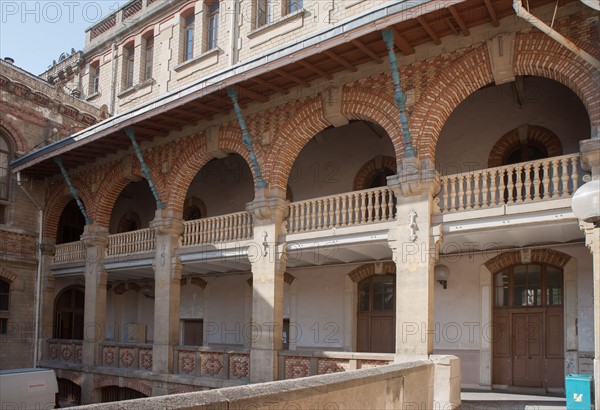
[0, 279, 9, 311]
[256, 0, 273, 28]
[183, 14, 195, 61]
[287, 0, 302, 14]
[143, 35, 154, 81]
[206, 1, 219, 51]
[90, 63, 100, 95]
[123, 43, 135, 89]
[0, 133, 10, 202]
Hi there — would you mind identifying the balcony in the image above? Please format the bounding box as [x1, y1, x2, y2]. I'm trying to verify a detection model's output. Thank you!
[174, 346, 250, 380]
[100, 341, 153, 371]
[45, 339, 83, 365]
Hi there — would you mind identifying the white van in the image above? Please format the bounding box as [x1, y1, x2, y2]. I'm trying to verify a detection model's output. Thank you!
[0, 368, 59, 409]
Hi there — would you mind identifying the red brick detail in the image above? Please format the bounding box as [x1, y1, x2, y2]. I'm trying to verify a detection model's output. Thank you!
[357, 359, 392, 369]
[317, 358, 350, 374]
[229, 353, 250, 379]
[0, 119, 27, 153]
[43, 178, 94, 238]
[183, 196, 207, 220]
[352, 156, 396, 190]
[341, 87, 404, 162]
[200, 352, 225, 377]
[411, 44, 493, 162]
[283, 356, 310, 379]
[487, 125, 563, 168]
[266, 97, 330, 191]
[348, 262, 396, 283]
[484, 249, 571, 274]
[116, 211, 141, 233]
[54, 369, 84, 386]
[0, 267, 17, 282]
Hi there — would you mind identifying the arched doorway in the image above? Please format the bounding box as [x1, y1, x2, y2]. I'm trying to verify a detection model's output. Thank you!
[54, 287, 84, 340]
[492, 263, 564, 388]
[100, 386, 147, 402]
[357, 274, 395, 353]
[57, 378, 81, 406]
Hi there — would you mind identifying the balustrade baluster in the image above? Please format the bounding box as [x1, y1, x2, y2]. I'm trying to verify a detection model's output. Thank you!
[457, 175, 465, 211]
[515, 164, 524, 203]
[360, 192, 367, 223]
[374, 190, 381, 222]
[481, 170, 489, 208]
[441, 178, 449, 212]
[334, 196, 341, 227]
[387, 189, 395, 220]
[570, 157, 579, 195]
[532, 163, 540, 201]
[560, 158, 569, 198]
[341, 194, 348, 225]
[506, 167, 515, 204]
[550, 159, 560, 199]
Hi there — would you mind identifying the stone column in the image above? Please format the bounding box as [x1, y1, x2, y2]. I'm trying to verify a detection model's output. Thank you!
[246, 187, 288, 383]
[80, 224, 109, 367]
[38, 238, 56, 362]
[578, 138, 600, 410]
[150, 209, 183, 378]
[387, 157, 440, 360]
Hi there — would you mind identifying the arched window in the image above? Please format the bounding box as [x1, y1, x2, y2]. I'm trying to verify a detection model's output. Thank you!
[0, 279, 9, 311]
[116, 212, 141, 233]
[54, 287, 84, 340]
[494, 263, 562, 308]
[183, 197, 207, 221]
[488, 125, 562, 168]
[357, 274, 395, 353]
[0, 132, 11, 201]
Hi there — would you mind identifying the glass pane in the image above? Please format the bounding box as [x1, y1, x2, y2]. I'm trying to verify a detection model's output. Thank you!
[383, 276, 394, 310]
[372, 277, 384, 311]
[0, 294, 8, 311]
[513, 265, 527, 286]
[75, 289, 85, 308]
[495, 272, 509, 307]
[547, 266, 562, 284]
[513, 286, 526, 306]
[546, 287, 562, 305]
[358, 281, 369, 312]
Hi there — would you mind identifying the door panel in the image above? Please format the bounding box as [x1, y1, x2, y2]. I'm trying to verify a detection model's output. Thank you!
[512, 313, 543, 387]
[493, 311, 510, 385]
[371, 316, 394, 353]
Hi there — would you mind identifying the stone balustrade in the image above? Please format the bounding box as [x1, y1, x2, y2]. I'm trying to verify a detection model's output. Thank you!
[106, 228, 155, 257]
[173, 346, 250, 380]
[181, 211, 253, 247]
[287, 186, 396, 233]
[436, 153, 582, 214]
[100, 342, 153, 371]
[53, 240, 86, 263]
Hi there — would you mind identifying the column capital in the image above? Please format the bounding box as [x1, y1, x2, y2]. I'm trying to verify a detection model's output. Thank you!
[246, 187, 289, 223]
[581, 222, 600, 254]
[580, 138, 600, 178]
[81, 224, 109, 247]
[150, 209, 184, 237]
[388, 157, 439, 198]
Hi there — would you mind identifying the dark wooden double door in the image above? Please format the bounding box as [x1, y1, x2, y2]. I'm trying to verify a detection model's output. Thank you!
[493, 307, 564, 388]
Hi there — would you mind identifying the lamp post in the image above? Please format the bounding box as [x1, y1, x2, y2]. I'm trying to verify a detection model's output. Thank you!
[572, 176, 600, 410]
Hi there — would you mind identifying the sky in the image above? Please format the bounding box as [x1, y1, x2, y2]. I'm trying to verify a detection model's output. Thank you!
[1, 0, 130, 75]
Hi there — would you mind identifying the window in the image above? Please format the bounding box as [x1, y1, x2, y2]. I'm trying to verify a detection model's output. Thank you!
[357, 274, 395, 353]
[124, 44, 135, 89]
[182, 319, 203, 345]
[90, 63, 100, 94]
[143, 36, 154, 81]
[206, 1, 219, 51]
[494, 264, 562, 308]
[54, 287, 85, 340]
[256, 0, 273, 27]
[0, 133, 10, 201]
[287, 0, 302, 14]
[0, 318, 6, 335]
[0, 279, 9, 311]
[183, 14, 195, 61]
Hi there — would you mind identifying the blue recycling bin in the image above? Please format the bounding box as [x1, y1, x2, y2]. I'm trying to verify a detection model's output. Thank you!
[566, 374, 593, 410]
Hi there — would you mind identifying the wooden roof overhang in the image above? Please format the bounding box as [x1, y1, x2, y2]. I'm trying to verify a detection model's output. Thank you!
[11, 0, 573, 177]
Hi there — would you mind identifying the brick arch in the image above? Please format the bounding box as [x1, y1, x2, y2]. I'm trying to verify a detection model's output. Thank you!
[0, 267, 17, 283]
[43, 178, 94, 238]
[348, 262, 396, 283]
[183, 196, 207, 220]
[411, 44, 493, 161]
[413, 33, 598, 162]
[167, 128, 258, 213]
[219, 126, 263, 188]
[54, 369, 84, 386]
[353, 156, 397, 191]
[488, 125, 563, 168]
[0, 120, 27, 153]
[484, 248, 571, 274]
[341, 87, 404, 162]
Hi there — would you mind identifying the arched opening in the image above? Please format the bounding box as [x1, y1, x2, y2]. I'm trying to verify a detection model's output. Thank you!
[183, 154, 254, 219]
[435, 76, 589, 176]
[54, 287, 84, 340]
[493, 263, 564, 389]
[288, 121, 395, 201]
[57, 378, 81, 406]
[109, 180, 156, 234]
[101, 386, 147, 402]
[56, 200, 85, 244]
[357, 274, 395, 353]
[0, 129, 12, 203]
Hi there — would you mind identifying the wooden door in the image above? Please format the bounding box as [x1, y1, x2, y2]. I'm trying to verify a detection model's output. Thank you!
[512, 312, 543, 387]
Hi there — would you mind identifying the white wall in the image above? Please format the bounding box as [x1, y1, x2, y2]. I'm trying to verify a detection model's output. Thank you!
[204, 274, 248, 346]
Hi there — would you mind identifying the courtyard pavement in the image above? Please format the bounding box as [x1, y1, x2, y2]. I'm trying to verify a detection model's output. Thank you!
[458, 391, 570, 410]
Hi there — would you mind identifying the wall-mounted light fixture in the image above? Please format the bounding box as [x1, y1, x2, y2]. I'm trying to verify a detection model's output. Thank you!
[434, 264, 450, 289]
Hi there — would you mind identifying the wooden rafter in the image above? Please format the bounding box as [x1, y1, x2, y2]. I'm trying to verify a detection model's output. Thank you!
[448, 5, 470, 36]
[445, 18, 459, 36]
[416, 16, 441, 45]
[323, 50, 357, 72]
[297, 60, 333, 80]
[483, 0, 500, 27]
[351, 39, 383, 64]
[235, 84, 269, 103]
[390, 27, 415, 55]
[132, 125, 168, 138]
[250, 77, 289, 95]
[274, 69, 310, 87]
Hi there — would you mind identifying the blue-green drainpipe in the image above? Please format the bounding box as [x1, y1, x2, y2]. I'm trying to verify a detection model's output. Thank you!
[53, 156, 93, 225]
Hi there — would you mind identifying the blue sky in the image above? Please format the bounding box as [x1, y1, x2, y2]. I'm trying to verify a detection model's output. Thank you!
[1, 0, 129, 75]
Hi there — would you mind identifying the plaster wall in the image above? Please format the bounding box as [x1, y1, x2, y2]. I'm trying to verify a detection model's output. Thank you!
[204, 274, 248, 346]
[105, 289, 154, 343]
[180, 283, 205, 319]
